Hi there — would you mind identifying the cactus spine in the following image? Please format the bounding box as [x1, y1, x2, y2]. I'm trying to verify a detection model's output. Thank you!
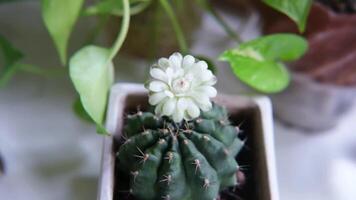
[117, 103, 244, 200]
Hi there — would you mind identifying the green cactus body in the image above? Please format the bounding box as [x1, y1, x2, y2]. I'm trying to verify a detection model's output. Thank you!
[117, 103, 244, 200]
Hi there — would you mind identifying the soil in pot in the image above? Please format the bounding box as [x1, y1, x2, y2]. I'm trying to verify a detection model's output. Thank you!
[112, 98, 266, 200]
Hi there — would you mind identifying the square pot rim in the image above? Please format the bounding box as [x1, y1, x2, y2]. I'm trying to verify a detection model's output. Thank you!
[97, 83, 279, 200]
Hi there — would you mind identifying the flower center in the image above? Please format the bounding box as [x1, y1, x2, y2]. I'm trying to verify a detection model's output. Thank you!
[172, 77, 190, 94]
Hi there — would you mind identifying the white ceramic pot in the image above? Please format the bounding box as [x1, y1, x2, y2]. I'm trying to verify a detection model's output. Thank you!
[97, 83, 279, 200]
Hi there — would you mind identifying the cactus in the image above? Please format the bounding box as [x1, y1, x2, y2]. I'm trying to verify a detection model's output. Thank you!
[117, 103, 245, 200]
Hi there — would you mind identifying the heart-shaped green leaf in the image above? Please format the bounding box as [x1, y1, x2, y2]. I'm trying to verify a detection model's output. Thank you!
[41, 0, 84, 64]
[72, 97, 94, 123]
[263, 0, 312, 32]
[0, 35, 24, 87]
[69, 45, 114, 133]
[220, 34, 307, 93]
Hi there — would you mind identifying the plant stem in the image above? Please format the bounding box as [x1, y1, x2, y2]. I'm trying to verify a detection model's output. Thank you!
[159, 0, 189, 54]
[109, 0, 131, 60]
[196, 0, 243, 43]
[0, 64, 21, 87]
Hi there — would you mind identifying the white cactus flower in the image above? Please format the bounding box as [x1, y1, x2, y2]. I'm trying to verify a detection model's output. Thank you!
[146, 52, 217, 122]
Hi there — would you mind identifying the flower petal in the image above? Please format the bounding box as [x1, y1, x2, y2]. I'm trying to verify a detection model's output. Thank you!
[172, 68, 185, 79]
[165, 67, 174, 81]
[182, 55, 195, 69]
[164, 90, 174, 98]
[195, 86, 217, 98]
[199, 101, 212, 112]
[191, 94, 212, 111]
[172, 109, 184, 122]
[150, 68, 167, 82]
[149, 81, 167, 92]
[149, 92, 167, 105]
[187, 101, 200, 119]
[158, 58, 171, 69]
[201, 70, 214, 82]
[205, 75, 217, 86]
[196, 60, 208, 70]
[186, 62, 209, 83]
[162, 98, 176, 116]
[155, 101, 165, 116]
[169, 52, 183, 70]
[175, 98, 189, 121]
[177, 97, 189, 110]
[190, 92, 203, 102]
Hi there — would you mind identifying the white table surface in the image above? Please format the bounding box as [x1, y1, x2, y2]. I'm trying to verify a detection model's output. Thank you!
[1, 2, 356, 200]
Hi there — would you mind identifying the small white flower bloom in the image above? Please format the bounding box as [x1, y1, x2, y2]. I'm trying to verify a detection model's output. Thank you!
[146, 52, 217, 122]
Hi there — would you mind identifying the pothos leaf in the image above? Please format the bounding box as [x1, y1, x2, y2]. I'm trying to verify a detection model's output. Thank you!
[263, 0, 312, 32]
[69, 45, 114, 134]
[0, 35, 24, 87]
[41, 0, 84, 64]
[72, 97, 95, 123]
[220, 34, 308, 93]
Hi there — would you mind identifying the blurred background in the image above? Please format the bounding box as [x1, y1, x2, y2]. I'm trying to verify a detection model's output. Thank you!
[1, 0, 356, 200]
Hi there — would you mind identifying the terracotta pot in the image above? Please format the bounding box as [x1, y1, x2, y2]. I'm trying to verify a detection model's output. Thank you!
[107, 0, 201, 59]
[97, 83, 279, 200]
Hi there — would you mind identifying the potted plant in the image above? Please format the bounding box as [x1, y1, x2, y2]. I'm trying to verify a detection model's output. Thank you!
[1, 1, 310, 198]
[254, 0, 356, 131]
[98, 53, 279, 200]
